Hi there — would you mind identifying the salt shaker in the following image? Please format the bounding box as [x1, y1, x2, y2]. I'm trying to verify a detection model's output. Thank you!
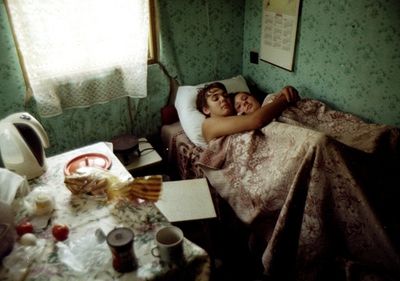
[34, 192, 53, 216]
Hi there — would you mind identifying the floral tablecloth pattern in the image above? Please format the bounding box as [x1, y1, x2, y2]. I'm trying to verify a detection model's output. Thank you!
[0, 142, 210, 281]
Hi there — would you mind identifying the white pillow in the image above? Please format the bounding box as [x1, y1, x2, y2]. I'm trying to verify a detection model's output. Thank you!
[175, 75, 250, 147]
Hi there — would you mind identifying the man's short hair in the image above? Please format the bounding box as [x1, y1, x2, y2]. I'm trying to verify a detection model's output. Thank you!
[195, 82, 227, 114]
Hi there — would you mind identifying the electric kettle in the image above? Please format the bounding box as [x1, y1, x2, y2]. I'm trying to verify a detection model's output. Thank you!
[0, 112, 50, 180]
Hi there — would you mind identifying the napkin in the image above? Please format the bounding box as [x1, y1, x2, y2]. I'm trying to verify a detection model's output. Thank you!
[0, 168, 30, 205]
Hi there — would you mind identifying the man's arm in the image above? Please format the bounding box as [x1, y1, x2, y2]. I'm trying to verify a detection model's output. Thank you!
[202, 93, 291, 142]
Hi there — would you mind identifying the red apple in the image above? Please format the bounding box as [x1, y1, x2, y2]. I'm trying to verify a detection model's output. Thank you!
[52, 224, 69, 241]
[16, 220, 34, 236]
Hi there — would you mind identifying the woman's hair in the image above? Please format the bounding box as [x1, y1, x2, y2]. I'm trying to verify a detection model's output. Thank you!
[195, 82, 227, 114]
[231, 91, 264, 105]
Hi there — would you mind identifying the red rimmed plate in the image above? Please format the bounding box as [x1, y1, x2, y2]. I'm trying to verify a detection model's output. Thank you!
[64, 153, 112, 176]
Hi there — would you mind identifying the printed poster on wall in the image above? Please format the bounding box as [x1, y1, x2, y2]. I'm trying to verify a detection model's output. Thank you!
[260, 0, 301, 71]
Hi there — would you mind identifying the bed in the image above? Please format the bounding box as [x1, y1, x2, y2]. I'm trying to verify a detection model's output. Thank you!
[160, 76, 400, 281]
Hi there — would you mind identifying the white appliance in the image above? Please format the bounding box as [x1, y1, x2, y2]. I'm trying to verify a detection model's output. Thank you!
[0, 112, 49, 180]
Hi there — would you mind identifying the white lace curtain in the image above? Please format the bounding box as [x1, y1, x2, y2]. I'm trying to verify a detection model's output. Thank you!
[5, 0, 149, 117]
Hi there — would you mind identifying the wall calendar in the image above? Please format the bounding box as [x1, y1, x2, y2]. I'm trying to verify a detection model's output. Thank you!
[260, 0, 301, 71]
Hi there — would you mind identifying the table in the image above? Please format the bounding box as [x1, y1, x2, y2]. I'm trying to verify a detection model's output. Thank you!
[124, 138, 162, 172]
[0, 142, 210, 281]
[155, 179, 217, 223]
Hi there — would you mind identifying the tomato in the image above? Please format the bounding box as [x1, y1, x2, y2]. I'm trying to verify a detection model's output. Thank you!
[16, 220, 34, 236]
[52, 224, 69, 241]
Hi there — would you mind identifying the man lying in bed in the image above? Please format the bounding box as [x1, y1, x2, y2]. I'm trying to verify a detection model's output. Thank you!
[195, 83, 400, 281]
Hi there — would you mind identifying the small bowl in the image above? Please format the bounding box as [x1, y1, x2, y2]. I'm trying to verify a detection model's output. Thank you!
[64, 153, 111, 176]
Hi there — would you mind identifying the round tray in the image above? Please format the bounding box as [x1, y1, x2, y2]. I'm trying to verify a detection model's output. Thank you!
[64, 153, 111, 176]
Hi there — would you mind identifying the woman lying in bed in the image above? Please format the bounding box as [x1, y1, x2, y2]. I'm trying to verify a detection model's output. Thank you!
[195, 83, 400, 281]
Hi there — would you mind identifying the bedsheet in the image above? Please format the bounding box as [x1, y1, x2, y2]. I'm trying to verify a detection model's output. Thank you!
[196, 98, 400, 281]
[161, 121, 205, 180]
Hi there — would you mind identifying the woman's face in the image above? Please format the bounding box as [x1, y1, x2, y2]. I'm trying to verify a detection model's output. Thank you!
[203, 87, 234, 117]
[234, 92, 261, 115]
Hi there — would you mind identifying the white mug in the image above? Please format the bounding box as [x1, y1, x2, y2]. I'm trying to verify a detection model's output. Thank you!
[151, 225, 184, 266]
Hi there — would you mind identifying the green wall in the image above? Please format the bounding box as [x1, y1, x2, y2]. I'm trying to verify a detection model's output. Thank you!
[157, 0, 244, 85]
[243, 0, 400, 127]
[1, 0, 399, 159]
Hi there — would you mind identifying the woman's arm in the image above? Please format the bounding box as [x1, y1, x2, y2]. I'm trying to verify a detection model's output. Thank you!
[202, 93, 292, 142]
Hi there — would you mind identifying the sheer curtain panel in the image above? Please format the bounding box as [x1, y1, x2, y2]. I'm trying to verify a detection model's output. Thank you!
[5, 0, 149, 117]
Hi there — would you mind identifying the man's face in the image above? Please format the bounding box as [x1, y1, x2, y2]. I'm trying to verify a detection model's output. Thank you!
[202, 87, 234, 117]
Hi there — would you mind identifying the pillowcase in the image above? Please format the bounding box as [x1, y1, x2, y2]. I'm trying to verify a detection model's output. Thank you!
[174, 75, 250, 147]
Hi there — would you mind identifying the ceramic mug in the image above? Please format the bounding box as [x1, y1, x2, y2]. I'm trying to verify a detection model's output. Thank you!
[151, 226, 184, 266]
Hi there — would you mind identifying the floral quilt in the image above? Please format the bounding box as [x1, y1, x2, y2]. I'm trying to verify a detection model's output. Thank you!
[196, 98, 400, 281]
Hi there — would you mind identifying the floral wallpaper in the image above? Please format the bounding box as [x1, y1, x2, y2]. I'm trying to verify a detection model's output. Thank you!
[0, 3, 25, 116]
[1, 0, 399, 160]
[157, 0, 244, 85]
[243, 0, 400, 127]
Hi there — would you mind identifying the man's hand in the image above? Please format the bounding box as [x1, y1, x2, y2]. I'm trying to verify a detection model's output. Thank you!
[280, 86, 300, 104]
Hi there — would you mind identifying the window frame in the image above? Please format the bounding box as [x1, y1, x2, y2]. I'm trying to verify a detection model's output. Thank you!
[148, 0, 158, 64]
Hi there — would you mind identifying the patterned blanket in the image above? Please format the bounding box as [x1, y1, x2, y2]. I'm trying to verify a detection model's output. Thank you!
[196, 98, 400, 281]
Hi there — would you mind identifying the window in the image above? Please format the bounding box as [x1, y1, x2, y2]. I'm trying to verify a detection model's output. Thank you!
[5, 0, 150, 117]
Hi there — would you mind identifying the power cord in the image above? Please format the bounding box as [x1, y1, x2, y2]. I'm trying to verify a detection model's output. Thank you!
[139, 147, 155, 154]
